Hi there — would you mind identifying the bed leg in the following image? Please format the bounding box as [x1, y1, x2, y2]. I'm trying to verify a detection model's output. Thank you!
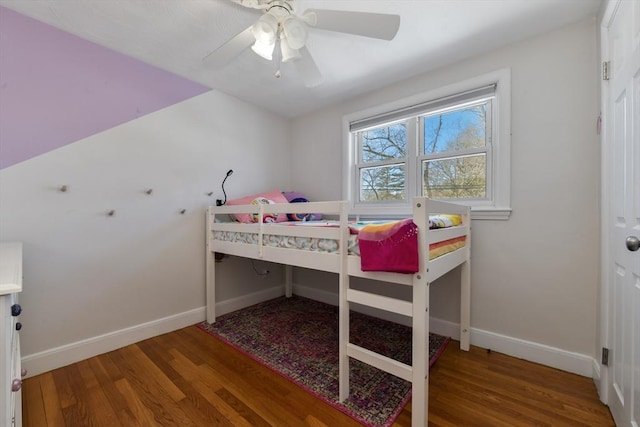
[206, 244, 216, 323]
[285, 265, 293, 298]
[206, 265, 215, 323]
[338, 271, 350, 402]
[460, 259, 471, 351]
[338, 203, 350, 402]
[412, 277, 429, 427]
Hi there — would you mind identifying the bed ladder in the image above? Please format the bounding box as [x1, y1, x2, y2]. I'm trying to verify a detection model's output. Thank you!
[339, 279, 430, 426]
[338, 200, 432, 427]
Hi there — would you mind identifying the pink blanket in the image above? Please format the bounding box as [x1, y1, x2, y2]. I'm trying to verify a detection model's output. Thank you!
[356, 218, 419, 274]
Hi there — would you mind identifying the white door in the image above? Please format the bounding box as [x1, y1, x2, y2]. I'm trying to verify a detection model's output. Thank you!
[603, 1, 640, 426]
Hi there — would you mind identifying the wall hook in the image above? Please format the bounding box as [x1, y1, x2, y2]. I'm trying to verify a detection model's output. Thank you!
[59, 185, 68, 192]
[107, 209, 116, 217]
[145, 188, 153, 195]
[180, 209, 186, 215]
[207, 191, 214, 196]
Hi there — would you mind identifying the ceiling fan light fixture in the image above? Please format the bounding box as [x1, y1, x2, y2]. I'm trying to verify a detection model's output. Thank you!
[251, 13, 278, 45]
[300, 11, 317, 26]
[251, 39, 276, 60]
[280, 38, 301, 62]
[282, 16, 307, 50]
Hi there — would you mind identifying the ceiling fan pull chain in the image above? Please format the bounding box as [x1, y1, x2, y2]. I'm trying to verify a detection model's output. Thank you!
[274, 26, 283, 78]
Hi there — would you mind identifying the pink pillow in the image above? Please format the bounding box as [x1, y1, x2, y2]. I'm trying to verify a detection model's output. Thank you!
[226, 190, 290, 223]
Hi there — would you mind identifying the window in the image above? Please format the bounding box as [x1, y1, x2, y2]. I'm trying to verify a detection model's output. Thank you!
[344, 69, 511, 219]
[421, 99, 490, 200]
[358, 121, 407, 201]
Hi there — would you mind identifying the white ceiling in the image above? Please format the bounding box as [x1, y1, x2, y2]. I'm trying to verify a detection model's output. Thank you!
[1, 0, 602, 118]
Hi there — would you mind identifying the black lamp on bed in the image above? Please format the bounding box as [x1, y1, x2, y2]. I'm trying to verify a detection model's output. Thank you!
[216, 169, 234, 206]
[215, 169, 234, 261]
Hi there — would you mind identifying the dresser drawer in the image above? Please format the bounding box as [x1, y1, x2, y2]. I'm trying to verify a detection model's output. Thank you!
[1, 292, 23, 427]
[11, 331, 22, 427]
[1, 242, 23, 427]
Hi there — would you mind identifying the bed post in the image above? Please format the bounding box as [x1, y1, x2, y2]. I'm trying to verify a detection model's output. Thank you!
[206, 207, 216, 323]
[285, 265, 293, 298]
[412, 198, 429, 427]
[338, 201, 350, 402]
[460, 206, 471, 351]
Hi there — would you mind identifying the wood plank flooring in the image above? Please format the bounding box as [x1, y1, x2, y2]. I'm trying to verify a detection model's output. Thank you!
[21, 325, 614, 426]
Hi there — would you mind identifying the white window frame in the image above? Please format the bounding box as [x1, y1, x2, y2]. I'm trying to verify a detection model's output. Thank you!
[342, 68, 511, 220]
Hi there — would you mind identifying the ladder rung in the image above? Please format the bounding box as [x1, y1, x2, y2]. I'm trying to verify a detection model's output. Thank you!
[346, 288, 412, 317]
[346, 343, 413, 382]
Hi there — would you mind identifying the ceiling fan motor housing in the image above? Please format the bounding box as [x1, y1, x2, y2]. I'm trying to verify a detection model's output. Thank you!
[219, 0, 400, 87]
[251, 0, 309, 61]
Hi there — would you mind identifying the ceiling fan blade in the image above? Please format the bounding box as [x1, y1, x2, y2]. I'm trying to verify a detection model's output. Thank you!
[304, 9, 400, 41]
[203, 26, 254, 65]
[294, 46, 323, 87]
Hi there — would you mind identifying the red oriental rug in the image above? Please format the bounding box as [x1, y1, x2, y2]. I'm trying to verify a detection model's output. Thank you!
[197, 295, 449, 427]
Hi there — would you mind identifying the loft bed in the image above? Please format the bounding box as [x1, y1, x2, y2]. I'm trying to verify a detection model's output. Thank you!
[205, 197, 471, 427]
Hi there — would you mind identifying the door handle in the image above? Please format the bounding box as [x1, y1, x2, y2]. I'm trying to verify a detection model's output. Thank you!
[627, 236, 640, 252]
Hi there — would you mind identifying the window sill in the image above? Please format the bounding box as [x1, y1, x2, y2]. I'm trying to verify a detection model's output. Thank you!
[348, 203, 511, 220]
[471, 207, 512, 220]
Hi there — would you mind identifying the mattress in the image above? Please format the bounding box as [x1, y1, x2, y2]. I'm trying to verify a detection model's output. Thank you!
[212, 219, 466, 260]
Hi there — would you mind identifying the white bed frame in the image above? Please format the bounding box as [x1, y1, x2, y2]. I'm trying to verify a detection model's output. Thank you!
[205, 197, 471, 427]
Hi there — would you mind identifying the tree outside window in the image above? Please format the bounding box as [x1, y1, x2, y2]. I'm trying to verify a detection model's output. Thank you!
[359, 123, 407, 201]
[356, 100, 490, 202]
[422, 102, 489, 199]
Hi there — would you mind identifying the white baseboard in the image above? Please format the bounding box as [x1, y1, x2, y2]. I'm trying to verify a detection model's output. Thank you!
[294, 283, 595, 377]
[22, 283, 596, 381]
[22, 307, 206, 377]
[215, 286, 284, 317]
[444, 318, 595, 377]
[593, 359, 607, 403]
[292, 283, 338, 306]
[428, 319, 596, 378]
[22, 285, 285, 377]
[293, 283, 415, 326]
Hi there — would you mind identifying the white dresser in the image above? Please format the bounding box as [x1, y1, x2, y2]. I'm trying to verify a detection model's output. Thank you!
[0, 242, 23, 427]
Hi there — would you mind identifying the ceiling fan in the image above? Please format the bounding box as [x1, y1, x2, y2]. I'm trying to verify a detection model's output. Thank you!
[204, 0, 401, 87]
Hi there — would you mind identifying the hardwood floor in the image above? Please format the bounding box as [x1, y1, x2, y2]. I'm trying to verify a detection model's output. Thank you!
[21, 325, 614, 426]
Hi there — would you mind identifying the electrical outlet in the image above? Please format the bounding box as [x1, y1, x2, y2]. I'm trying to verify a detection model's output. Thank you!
[216, 199, 223, 206]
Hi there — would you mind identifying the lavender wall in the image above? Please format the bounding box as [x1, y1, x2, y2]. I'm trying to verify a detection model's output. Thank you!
[0, 7, 292, 375]
[0, 6, 210, 169]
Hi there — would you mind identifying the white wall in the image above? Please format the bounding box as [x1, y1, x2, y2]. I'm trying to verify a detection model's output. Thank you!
[0, 90, 291, 371]
[290, 18, 600, 363]
[0, 16, 602, 378]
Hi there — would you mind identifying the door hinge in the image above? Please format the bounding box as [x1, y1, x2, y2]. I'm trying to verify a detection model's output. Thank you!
[602, 347, 609, 366]
[603, 61, 610, 81]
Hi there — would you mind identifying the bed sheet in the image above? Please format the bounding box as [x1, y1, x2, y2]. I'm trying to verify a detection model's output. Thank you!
[212, 221, 466, 260]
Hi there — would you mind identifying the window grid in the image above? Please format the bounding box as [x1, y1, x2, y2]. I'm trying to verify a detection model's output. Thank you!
[354, 96, 494, 204]
[344, 69, 511, 219]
